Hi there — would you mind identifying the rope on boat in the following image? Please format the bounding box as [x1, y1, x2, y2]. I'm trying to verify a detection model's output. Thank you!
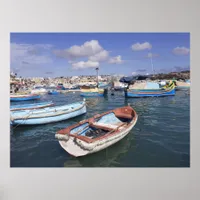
[84, 98, 100, 109]
[55, 134, 70, 141]
[11, 110, 34, 130]
[85, 101, 96, 109]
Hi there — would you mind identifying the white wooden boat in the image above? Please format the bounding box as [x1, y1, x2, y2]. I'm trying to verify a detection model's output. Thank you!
[10, 100, 86, 125]
[55, 106, 138, 157]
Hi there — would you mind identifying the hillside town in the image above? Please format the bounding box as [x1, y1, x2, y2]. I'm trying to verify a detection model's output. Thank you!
[10, 70, 190, 93]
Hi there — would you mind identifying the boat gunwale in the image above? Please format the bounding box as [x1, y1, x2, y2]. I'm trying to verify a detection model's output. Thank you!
[11, 102, 86, 120]
[10, 94, 40, 98]
[127, 82, 175, 94]
[127, 86, 175, 95]
[10, 102, 54, 111]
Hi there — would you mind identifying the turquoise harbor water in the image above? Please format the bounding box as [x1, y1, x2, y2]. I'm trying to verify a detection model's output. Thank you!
[10, 90, 190, 167]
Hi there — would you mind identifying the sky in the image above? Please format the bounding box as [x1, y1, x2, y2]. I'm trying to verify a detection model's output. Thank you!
[10, 33, 190, 78]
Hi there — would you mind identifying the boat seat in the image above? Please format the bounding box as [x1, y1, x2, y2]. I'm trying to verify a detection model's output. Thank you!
[91, 122, 119, 130]
[115, 113, 132, 119]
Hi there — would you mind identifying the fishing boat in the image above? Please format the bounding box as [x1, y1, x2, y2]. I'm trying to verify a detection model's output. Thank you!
[125, 82, 175, 97]
[48, 90, 59, 95]
[57, 83, 66, 90]
[120, 75, 175, 97]
[80, 67, 107, 97]
[10, 94, 40, 101]
[126, 87, 175, 97]
[80, 85, 106, 97]
[10, 100, 86, 125]
[55, 105, 138, 157]
[10, 101, 54, 111]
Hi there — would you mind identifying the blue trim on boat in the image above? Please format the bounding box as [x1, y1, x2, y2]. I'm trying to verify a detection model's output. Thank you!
[10, 95, 40, 101]
[80, 92, 104, 97]
[48, 91, 59, 95]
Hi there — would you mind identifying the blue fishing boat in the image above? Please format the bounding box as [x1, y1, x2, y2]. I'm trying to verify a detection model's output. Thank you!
[10, 101, 54, 111]
[10, 94, 40, 101]
[129, 82, 174, 92]
[120, 75, 175, 97]
[10, 101, 87, 125]
[125, 87, 175, 97]
[48, 90, 59, 95]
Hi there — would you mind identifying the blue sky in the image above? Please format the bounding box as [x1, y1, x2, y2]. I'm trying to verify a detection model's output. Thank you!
[10, 33, 190, 77]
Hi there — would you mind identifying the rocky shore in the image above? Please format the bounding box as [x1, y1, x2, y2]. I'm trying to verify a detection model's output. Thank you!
[150, 70, 190, 80]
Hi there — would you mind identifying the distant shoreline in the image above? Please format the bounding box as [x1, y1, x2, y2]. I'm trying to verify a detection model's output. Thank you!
[11, 70, 190, 80]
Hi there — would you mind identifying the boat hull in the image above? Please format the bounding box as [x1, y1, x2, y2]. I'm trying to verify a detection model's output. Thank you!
[80, 87, 106, 97]
[48, 91, 59, 95]
[58, 118, 137, 157]
[11, 102, 86, 125]
[80, 92, 104, 97]
[10, 101, 54, 111]
[10, 95, 40, 101]
[126, 88, 175, 97]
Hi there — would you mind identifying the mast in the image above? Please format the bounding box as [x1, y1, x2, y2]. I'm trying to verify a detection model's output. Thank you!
[149, 52, 155, 75]
[96, 67, 99, 87]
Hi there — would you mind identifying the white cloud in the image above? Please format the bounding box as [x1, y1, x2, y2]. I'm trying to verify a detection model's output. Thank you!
[172, 47, 190, 55]
[89, 50, 109, 62]
[54, 39, 125, 68]
[11, 43, 53, 65]
[72, 60, 99, 70]
[146, 52, 159, 58]
[132, 72, 137, 75]
[54, 40, 103, 60]
[109, 55, 123, 64]
[131, 42, 152, 51]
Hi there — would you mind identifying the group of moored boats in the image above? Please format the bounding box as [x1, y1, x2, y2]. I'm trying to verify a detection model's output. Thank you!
[10, 77, 190, 157]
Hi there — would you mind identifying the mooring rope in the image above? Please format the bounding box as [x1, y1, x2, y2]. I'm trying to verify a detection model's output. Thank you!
[11, 110, 34, 130]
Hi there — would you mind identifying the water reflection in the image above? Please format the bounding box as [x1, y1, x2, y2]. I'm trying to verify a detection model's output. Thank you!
[63, 133, 136, 167]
